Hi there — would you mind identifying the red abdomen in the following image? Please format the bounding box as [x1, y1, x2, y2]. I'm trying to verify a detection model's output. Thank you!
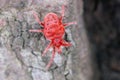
[44, 24, 65, 40]
[43, 13, 65, 41]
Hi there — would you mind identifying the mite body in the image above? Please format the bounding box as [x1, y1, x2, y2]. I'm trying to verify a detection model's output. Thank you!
[44, 13, 65, 41]
[29, 6, 76, 69]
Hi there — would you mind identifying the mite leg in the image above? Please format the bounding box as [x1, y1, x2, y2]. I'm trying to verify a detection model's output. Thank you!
[62, 40, 72, 47]
[32, 11, 44, 26]
[46, 47, 56, 70]
[42, 42, 52, 56]
[61, 5, 65, 19]
[59, 5, 65, 21]
[63, 21, 77, 27]
[58, 48, 62, 54]
[29, 29, 43, 33]
[56, 47, 62, 54]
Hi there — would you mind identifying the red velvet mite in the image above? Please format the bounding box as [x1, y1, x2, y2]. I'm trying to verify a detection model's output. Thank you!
[29, 5, 76, 69]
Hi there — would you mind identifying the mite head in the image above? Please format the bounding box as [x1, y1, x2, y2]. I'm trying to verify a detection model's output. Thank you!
[44, 13, 59, 27]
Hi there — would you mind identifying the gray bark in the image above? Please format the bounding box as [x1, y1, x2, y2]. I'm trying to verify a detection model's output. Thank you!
[0, 0, 95, 80]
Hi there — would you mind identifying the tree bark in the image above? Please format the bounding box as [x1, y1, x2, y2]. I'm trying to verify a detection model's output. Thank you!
[0, 0, 95, 80]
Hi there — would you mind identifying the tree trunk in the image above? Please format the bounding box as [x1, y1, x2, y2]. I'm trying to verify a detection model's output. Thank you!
[0, 0, 95, 80]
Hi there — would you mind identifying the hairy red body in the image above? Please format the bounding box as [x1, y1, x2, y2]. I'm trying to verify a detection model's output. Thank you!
[29, 6, 76, 70]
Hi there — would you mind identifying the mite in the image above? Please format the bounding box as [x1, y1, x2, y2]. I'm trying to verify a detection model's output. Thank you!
[29, 5, 76, 69]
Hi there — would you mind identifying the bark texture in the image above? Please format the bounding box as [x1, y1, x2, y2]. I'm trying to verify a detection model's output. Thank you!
[0, 0, 95, 80]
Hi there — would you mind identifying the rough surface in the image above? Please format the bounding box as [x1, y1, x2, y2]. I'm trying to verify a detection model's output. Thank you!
[0, 0, 94, 80]
[0, 0, 79, 80]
